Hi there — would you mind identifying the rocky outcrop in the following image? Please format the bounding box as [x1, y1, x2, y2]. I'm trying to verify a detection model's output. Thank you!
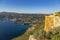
[29, 35, 37, 40]
[44, 14, 60, 32]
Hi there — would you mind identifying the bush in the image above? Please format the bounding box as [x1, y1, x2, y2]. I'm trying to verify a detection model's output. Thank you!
[51, 34, 60, 40]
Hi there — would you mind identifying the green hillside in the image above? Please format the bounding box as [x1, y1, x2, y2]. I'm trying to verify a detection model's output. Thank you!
[12, 13, 46, 40]
[13, 12, 60, 40]
[1, 12, 60, 40]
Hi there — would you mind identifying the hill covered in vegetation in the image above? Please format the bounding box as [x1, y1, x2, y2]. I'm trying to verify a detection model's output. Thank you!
[2, 12, 59, 40]
[12, 12, 60, 40]
[1, 12, 60, 40]
[0, 12, 49, 40]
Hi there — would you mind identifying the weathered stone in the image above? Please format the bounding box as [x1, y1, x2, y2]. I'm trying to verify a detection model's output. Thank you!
[44, 14, 60, 32]
[29, 35, 37, 40]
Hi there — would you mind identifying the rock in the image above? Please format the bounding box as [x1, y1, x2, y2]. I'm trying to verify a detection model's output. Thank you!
[29, 35, 37, 40]
[44, 14, 60, 32]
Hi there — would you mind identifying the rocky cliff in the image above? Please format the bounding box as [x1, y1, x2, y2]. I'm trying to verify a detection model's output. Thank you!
[44, 13, 60, 32]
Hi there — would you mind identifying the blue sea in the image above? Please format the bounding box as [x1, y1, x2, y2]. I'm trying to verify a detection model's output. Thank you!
[0, 20, 31, 40]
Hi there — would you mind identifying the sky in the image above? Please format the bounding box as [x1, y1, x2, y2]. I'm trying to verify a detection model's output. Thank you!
[0, 0, 60, 14]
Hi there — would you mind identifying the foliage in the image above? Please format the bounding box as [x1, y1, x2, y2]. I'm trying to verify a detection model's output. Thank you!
[51, 34, 60, 40]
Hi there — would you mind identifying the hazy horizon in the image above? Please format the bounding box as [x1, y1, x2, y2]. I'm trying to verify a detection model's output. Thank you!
[0, 0, 60, 14]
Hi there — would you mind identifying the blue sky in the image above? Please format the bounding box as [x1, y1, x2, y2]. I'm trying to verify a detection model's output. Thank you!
[0, 0, 60, 13]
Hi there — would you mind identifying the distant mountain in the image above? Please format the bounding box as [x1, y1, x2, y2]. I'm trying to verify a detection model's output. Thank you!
[0, 12, 49, 21]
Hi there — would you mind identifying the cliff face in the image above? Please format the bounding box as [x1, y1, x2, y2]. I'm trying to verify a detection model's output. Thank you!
[44, 14, 60, 32]
[44, 15, 54, 32]
[54, 16, 60, 27]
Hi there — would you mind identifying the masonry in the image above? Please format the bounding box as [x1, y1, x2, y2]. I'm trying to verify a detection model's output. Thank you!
[44, 14, 60, 32]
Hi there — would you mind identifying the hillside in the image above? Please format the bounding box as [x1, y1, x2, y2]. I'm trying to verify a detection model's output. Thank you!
[13, 12, 60, 40]
[0, 12, 50, 40]
[44, 12, 60, 40]
[0, 12, 49, 23]
[1, 12, 60, 40]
